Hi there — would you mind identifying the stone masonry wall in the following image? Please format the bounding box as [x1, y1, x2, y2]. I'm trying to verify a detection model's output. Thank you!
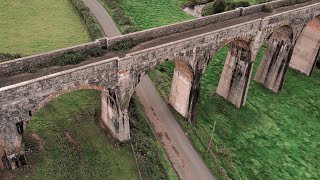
[0, 38, 107, 77]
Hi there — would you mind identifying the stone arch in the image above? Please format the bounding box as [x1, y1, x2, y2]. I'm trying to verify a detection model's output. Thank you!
[254, 25, 294, 92]
[31, 85, 107, 116]
[210, 39, 254, 108]
[30, 85, 122, 137]
[3, 85, 125, 169]
[290, 15, 320, 76]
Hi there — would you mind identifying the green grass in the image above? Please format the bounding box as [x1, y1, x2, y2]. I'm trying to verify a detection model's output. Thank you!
[150, 46, 320, 179]
[129, 95, 178, 180]
[99, 0, 192, 32]
[0, 0, 90, 56]
[16, 90, 139, 180]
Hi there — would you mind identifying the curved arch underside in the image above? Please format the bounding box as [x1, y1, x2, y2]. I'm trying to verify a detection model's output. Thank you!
[290, 16, 320, 76]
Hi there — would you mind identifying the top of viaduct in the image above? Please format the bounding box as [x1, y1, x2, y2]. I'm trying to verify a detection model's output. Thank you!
[0, 0, 320, 88]
[0, 0, 319, 91]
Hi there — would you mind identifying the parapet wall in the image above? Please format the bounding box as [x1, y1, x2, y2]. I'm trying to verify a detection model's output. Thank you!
[0, 38, 107, 77]
[241, 0, 310, 16]
[107, 9, 241, 46]
[108, 0, 313, 46]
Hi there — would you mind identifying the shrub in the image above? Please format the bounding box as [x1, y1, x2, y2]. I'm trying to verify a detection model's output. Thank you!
[226, 1, 250, 11]
[201, 0, 226, 16]
[104, 0, 138, 33]
[256, 0, 273, 4]
[0, 53, 22, 63]
[201, 1, 215, 16]
[202, 0, 251, 16]
[262, 4, 273, 13]
[212, 0, 226, 14]
[68, 0, 104, 40]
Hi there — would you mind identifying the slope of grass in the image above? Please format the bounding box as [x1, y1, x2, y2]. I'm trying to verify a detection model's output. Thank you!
[129, 95, 178, 180]
[0, 0, 90, 56]
[14, 90, 139, 180]
[99, 0, 192, 33]
[150, 46, 320, 179]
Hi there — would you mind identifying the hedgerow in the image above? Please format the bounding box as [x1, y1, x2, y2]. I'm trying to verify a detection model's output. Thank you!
[68, 0, 104, 40]
[0, 53, 22, 63]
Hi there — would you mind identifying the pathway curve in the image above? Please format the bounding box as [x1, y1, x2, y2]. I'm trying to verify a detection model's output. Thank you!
[82, 0, 121, 37]
[81, 0, 215, 179]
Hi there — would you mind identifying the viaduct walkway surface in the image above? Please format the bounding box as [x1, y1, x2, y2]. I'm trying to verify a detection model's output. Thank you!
[81, 0, 215, 179]
[0, 0, 318, 87]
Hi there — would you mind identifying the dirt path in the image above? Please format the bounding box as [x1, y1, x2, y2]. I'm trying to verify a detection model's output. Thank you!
[136, 76, 215, 180]
[81, 0, 121, 37]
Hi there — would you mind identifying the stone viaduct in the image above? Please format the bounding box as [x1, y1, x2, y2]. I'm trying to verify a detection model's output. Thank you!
[0, 0, 319, 169]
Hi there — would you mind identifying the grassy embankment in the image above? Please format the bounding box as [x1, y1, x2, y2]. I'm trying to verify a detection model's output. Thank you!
[99, 0, 320, 179]
[152, 47, 320, 180]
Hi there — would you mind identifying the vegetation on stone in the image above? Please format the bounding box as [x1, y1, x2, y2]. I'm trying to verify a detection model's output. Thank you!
[0, 53, 21, 63]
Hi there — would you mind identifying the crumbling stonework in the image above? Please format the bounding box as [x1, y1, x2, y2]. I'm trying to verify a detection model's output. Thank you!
[0, 1, 320, 167]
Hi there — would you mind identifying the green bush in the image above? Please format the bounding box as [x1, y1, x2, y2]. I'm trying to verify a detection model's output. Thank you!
[103, 0, 138, 33]
[0, 53, 22, 62]
[262, 3, 273, 12]
[202, 0, 252, 16]
[256, 0, 273, 4]
[68, 0, 104, 40]
[226, 1, 250, 11]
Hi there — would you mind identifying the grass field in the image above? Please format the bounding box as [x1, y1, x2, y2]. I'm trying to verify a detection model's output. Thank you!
[0, 0, 90, 55]
[15, 90, 140, 180]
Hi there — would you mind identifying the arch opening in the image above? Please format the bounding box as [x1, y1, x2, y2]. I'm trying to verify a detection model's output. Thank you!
[3, 89, 140, 174]
[254, 25, 294, 92]
[290, 16, 320, 76]
[139, 59, 194, 119]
